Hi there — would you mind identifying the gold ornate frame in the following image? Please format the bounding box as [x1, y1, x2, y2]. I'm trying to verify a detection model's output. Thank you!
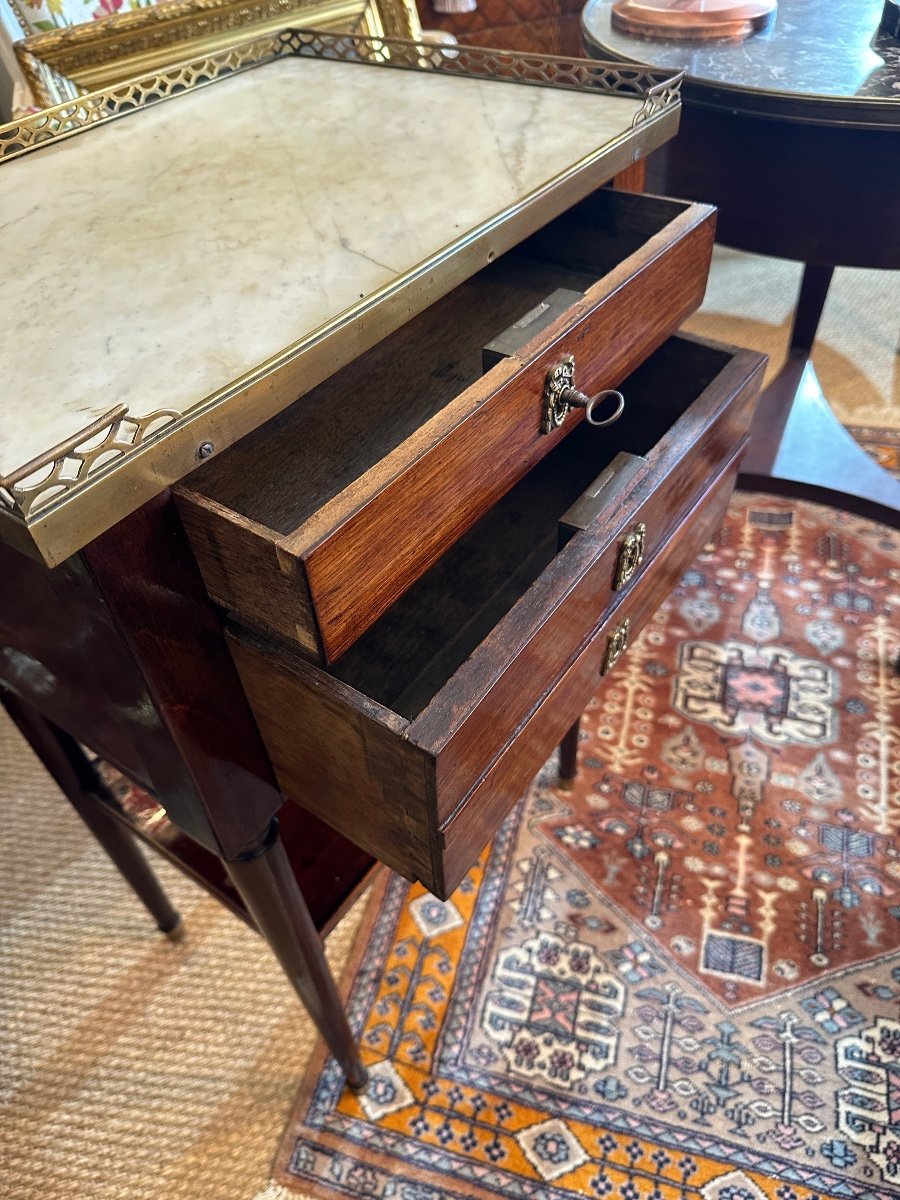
[14, 0, 421, 106]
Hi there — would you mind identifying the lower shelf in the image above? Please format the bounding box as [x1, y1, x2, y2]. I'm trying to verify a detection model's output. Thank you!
[98, 769, 378, 937]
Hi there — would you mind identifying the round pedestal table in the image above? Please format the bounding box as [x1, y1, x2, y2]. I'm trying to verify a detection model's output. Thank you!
[583, 0, 900, 524]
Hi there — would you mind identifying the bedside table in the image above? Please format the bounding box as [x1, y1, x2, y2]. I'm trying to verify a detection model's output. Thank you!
[0, 31, 764, 1086]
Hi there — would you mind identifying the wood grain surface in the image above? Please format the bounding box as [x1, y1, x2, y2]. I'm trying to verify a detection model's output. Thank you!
[414, 342, 765, 823]
[227, 630, 436, 885]
[437, 443, 745, 896]
[176, 491, 323, 658]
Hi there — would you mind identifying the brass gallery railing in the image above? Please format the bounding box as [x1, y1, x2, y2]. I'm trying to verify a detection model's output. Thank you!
[0, 28, 682, 163]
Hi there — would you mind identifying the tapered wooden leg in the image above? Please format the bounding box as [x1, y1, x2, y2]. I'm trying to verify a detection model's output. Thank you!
[1, 688, 182, 937]
[558, 716, 581, 789]
[67, 775, 184, 939]
[82, 497, 367, 1088]
[742, 264, 835, 476]
[789, 263, 835, 355]
[225, 818, 368, 1091]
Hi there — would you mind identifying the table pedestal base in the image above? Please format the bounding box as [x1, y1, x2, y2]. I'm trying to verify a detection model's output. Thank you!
[738, 263, 900, 527]
[740, 355, 900, 525]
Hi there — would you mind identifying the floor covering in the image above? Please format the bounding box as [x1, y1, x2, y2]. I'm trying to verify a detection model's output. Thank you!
[0, 250, 897, 1199]
[272, 485, 900, 1200]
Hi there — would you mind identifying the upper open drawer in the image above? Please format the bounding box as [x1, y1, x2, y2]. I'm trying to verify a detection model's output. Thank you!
[176, 190, 715, 664]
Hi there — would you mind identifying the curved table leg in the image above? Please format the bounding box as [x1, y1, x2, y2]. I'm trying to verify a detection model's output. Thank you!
[740, 263, 900, 526]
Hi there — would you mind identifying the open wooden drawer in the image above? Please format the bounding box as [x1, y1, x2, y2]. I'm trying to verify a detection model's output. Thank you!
[176, 190, 716, 664]
[227, 335, 765, 898]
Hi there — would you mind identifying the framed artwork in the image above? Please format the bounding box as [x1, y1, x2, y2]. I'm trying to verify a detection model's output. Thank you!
[12, 0, 421, 104]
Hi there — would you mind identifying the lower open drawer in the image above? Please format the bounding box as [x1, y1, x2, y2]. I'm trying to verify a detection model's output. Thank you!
[228, 334, 765, 897]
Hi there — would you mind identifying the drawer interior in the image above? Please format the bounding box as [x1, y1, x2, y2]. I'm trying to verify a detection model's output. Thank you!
[186, 191, 697, 535]
[330, 336, 733, 719]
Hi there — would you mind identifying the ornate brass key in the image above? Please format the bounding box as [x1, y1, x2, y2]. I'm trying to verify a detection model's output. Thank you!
[542, 355, 626, 435]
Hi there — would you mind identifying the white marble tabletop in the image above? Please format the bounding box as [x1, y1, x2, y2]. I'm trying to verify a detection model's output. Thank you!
[0, 52, 675, 562]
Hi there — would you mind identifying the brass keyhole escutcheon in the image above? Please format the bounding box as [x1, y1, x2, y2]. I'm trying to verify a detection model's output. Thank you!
[601, 617, 630, 676]
[613, 522, 646, 591]
[542, 355, 625, 435]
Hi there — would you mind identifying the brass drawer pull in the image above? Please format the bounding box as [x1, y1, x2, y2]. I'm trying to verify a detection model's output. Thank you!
[601, 617, 630, 675]
[542, 355, 626, 435]
[613, 522, 646, 590]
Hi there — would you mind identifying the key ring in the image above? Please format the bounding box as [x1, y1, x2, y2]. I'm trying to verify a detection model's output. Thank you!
[542, 355, 627, 434]
[565, 387, 626, 428]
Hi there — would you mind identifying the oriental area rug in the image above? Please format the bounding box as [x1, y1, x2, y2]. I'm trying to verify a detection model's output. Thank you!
[270, 454, 900, 1200]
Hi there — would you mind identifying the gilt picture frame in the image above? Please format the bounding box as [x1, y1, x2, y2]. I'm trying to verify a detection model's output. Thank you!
[14, 0, 422, 105]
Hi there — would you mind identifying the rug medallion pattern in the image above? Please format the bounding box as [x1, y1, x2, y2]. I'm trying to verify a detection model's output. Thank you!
[276, 489, 900, 1200]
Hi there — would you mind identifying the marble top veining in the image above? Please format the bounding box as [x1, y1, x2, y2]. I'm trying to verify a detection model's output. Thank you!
[582, 0, 900, 102]
[0, 56, 647, 504]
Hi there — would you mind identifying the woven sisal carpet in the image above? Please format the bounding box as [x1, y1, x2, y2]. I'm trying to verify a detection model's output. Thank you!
[1, 250, 898, 1200]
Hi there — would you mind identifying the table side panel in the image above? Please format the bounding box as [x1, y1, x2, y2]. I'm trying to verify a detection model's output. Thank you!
[0, 543, 154, 790]
[81, 494, 286, 859]
[649, 108, 900, 269]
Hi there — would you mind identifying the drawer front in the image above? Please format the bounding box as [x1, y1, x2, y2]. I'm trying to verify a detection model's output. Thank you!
[179, 192, 716, 664]
[410, 344, 764, 824]
[230, 437, 747, 900]
[437, 442, 743, 897]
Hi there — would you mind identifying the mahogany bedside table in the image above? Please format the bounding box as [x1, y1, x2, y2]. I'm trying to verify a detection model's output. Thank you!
[0, 31, 764, 1088]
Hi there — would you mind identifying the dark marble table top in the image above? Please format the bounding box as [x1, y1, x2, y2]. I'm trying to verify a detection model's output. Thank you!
[582, 0, 900, 123]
